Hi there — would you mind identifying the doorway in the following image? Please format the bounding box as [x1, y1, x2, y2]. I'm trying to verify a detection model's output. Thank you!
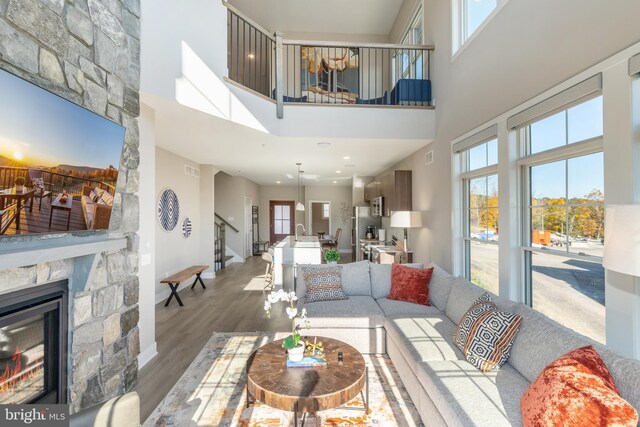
[269, 200, 294, 244]
[309, 201, 331, 238]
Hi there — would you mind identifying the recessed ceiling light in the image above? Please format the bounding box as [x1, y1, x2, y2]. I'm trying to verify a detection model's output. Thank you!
[333, 181, 337, 184]
[247, 53, 255, 59]
[276, 180, 281, 184]
[343, 156, 351, 160]
[336, 170, 341, 174]
[317, 142, 331, 148]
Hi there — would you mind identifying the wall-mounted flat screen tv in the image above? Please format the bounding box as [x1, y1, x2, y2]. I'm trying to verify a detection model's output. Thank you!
[0, 68, 125, 237]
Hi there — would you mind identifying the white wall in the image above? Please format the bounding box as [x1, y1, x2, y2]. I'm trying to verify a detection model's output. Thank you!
[200, 165, 217, 274]
[305, 186, 353, 251]
[137, 105, 157, 368]
[214, 172, 260, 257]
[154, 147, 207, 303]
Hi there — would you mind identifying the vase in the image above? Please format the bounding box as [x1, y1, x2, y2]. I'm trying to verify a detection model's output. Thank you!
[327, 261, 338, 265]
[287, 341, 305, 362]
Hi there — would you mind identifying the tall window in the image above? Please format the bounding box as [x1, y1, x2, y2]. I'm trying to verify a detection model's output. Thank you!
[461, 138, 499, 294]
[396, 6, 424, 81]
[322, 203, 330, 219]
[453, 0, 507, 54]
[520, 96, 605, 343]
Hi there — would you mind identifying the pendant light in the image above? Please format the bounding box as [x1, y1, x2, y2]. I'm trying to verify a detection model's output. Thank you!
[295, 163, 305, 211]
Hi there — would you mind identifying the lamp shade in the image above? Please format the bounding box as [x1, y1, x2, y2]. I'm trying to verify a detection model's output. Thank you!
[603, 204, 640, 276]
[390, 211, 423, 228]
[295, 202, 305, 211]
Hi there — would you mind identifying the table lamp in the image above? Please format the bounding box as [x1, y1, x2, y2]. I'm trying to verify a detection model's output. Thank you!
[603, 204, 640, 276]
[390, 211, 423, 252]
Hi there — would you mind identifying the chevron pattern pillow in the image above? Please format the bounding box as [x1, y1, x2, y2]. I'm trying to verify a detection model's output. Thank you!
[454, 292, 523, 372]
[301, 266, 348, 303]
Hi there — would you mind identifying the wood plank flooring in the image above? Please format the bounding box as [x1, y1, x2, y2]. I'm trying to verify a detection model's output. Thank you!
[1, 196, 87, 235]
[135, 255, 291, 421]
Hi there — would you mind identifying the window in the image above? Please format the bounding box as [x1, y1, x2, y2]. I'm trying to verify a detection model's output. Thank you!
[520, 96, 605, 343]
[461, 138, 499, 294]
[453, 0, 507, 54]
[395, 6, 424, 81]
[322, 203, 330, 219]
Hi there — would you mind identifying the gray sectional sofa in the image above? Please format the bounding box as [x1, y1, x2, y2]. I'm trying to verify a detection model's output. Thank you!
[295, 260, 640, 426]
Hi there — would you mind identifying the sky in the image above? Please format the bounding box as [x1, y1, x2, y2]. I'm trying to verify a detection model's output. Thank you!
[0, 70, 125, 169]
[469, 97, 604, 201]
[466, 0, 497, 37]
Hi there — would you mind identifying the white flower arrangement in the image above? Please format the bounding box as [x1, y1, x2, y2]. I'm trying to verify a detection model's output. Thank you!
[264, 289, 309, 349]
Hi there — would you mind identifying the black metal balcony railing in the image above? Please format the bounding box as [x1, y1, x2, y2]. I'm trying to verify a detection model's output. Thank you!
[227, 9, 275, 99]
[0, 167, 116, 199]
[225, 4, 434, 112]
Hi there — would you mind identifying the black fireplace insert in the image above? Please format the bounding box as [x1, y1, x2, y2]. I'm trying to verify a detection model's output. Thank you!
[0, 280, 68, 404]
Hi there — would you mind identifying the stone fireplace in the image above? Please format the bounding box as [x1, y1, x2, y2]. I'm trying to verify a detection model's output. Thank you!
[0, 0, 141, 415]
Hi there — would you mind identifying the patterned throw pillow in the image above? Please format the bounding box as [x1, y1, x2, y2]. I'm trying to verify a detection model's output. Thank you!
[453, 292, 522, 372]
[521, 346, 638, 427]
[302, 266, 348, 303]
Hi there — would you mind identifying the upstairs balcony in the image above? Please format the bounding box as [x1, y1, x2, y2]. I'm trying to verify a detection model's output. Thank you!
[227, 5, 433, 118]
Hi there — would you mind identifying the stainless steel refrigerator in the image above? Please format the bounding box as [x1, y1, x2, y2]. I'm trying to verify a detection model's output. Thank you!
[351, 206, 382, 261]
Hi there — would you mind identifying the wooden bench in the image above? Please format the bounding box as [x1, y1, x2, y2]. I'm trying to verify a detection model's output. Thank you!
[161, 265, 209, 307]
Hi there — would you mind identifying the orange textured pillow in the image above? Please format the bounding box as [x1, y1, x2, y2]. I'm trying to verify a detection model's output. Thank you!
[388, 264, 434, 305]
[521, 345, 638, 427]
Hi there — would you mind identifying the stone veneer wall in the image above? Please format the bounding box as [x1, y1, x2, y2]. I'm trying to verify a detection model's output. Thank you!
[0, 0, 140, 413]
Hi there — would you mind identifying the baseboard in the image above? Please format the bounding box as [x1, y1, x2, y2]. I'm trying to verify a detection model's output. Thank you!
[138, 342, 158, 369]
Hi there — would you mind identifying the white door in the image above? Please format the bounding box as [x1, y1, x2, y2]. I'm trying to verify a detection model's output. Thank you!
[244, 197, 252, 258]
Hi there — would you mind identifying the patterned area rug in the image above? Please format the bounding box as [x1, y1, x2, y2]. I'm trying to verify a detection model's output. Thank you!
[144, 333, 423, 427]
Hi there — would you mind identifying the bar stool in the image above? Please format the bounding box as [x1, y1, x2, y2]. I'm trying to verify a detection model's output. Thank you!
[262, 251, 274, 291]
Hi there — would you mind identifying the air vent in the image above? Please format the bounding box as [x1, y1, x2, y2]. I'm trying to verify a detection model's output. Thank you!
[425, 150, 434, 165]
[184, 164, 200, 177]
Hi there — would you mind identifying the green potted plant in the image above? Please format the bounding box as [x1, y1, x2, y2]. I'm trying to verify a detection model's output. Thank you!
[14, 176, 26, 193]
[324, 249, 341, 264]
[264, 290, 309, 362]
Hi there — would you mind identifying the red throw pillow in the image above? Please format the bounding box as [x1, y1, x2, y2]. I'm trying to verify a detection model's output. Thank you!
[388, 264, 434, 306]
[521, 345, 638, 427]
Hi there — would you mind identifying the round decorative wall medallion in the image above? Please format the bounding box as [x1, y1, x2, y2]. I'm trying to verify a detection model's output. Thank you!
[157, 189, 180, 231]
[182, 217, 192, 238]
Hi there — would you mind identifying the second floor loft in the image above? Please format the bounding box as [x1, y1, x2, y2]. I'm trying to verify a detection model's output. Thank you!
[226, 3, 434, 117]
[141, 0, 436, 141]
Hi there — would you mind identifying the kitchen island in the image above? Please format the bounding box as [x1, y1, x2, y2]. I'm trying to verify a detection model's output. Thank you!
[273, 236, 322, 289]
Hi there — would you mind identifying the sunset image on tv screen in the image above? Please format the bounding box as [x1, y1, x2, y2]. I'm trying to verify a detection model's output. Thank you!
[0, 69, 125, 236]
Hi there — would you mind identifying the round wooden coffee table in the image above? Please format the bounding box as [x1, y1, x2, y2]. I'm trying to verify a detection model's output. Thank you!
[246, 337, 368, 426]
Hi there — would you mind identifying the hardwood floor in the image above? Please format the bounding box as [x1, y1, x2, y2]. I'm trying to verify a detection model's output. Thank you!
[135, 255, 291, 421]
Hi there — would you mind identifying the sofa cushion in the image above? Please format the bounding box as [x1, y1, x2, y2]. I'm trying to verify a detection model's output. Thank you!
[388, 264, 434, 305]
[376, 298, 442, 317]
[100, 190, 114, 206]
[426, 263, 457, 311]
[509, 304, 640, 413]
[339, 260, 372, 296]
[416, 360, 529, 427]
[300, 266, 348, 303]
[385, 315, 464, 373]
[298, 296, 384, 329]
[445, 277, 486, 324]
[370, 262, 424, 299]
[521, 345, 638, 427]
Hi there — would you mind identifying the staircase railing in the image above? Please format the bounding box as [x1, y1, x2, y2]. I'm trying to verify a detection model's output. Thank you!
[214, 213, 239, 233]
[214, 222, 226, 272]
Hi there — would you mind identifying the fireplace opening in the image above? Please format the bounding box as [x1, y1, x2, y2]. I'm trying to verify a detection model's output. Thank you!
[0, 280, 67, 404]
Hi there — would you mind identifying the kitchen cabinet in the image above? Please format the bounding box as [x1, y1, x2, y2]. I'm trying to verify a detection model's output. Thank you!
[364, 181, 381, 202]
[380, 170, 412, 217]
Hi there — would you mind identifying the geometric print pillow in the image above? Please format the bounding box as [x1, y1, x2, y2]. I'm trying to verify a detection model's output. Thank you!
[302, 266, 348, 303]
[454, 292, 523, 372]
[453, 293, 494, 351]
